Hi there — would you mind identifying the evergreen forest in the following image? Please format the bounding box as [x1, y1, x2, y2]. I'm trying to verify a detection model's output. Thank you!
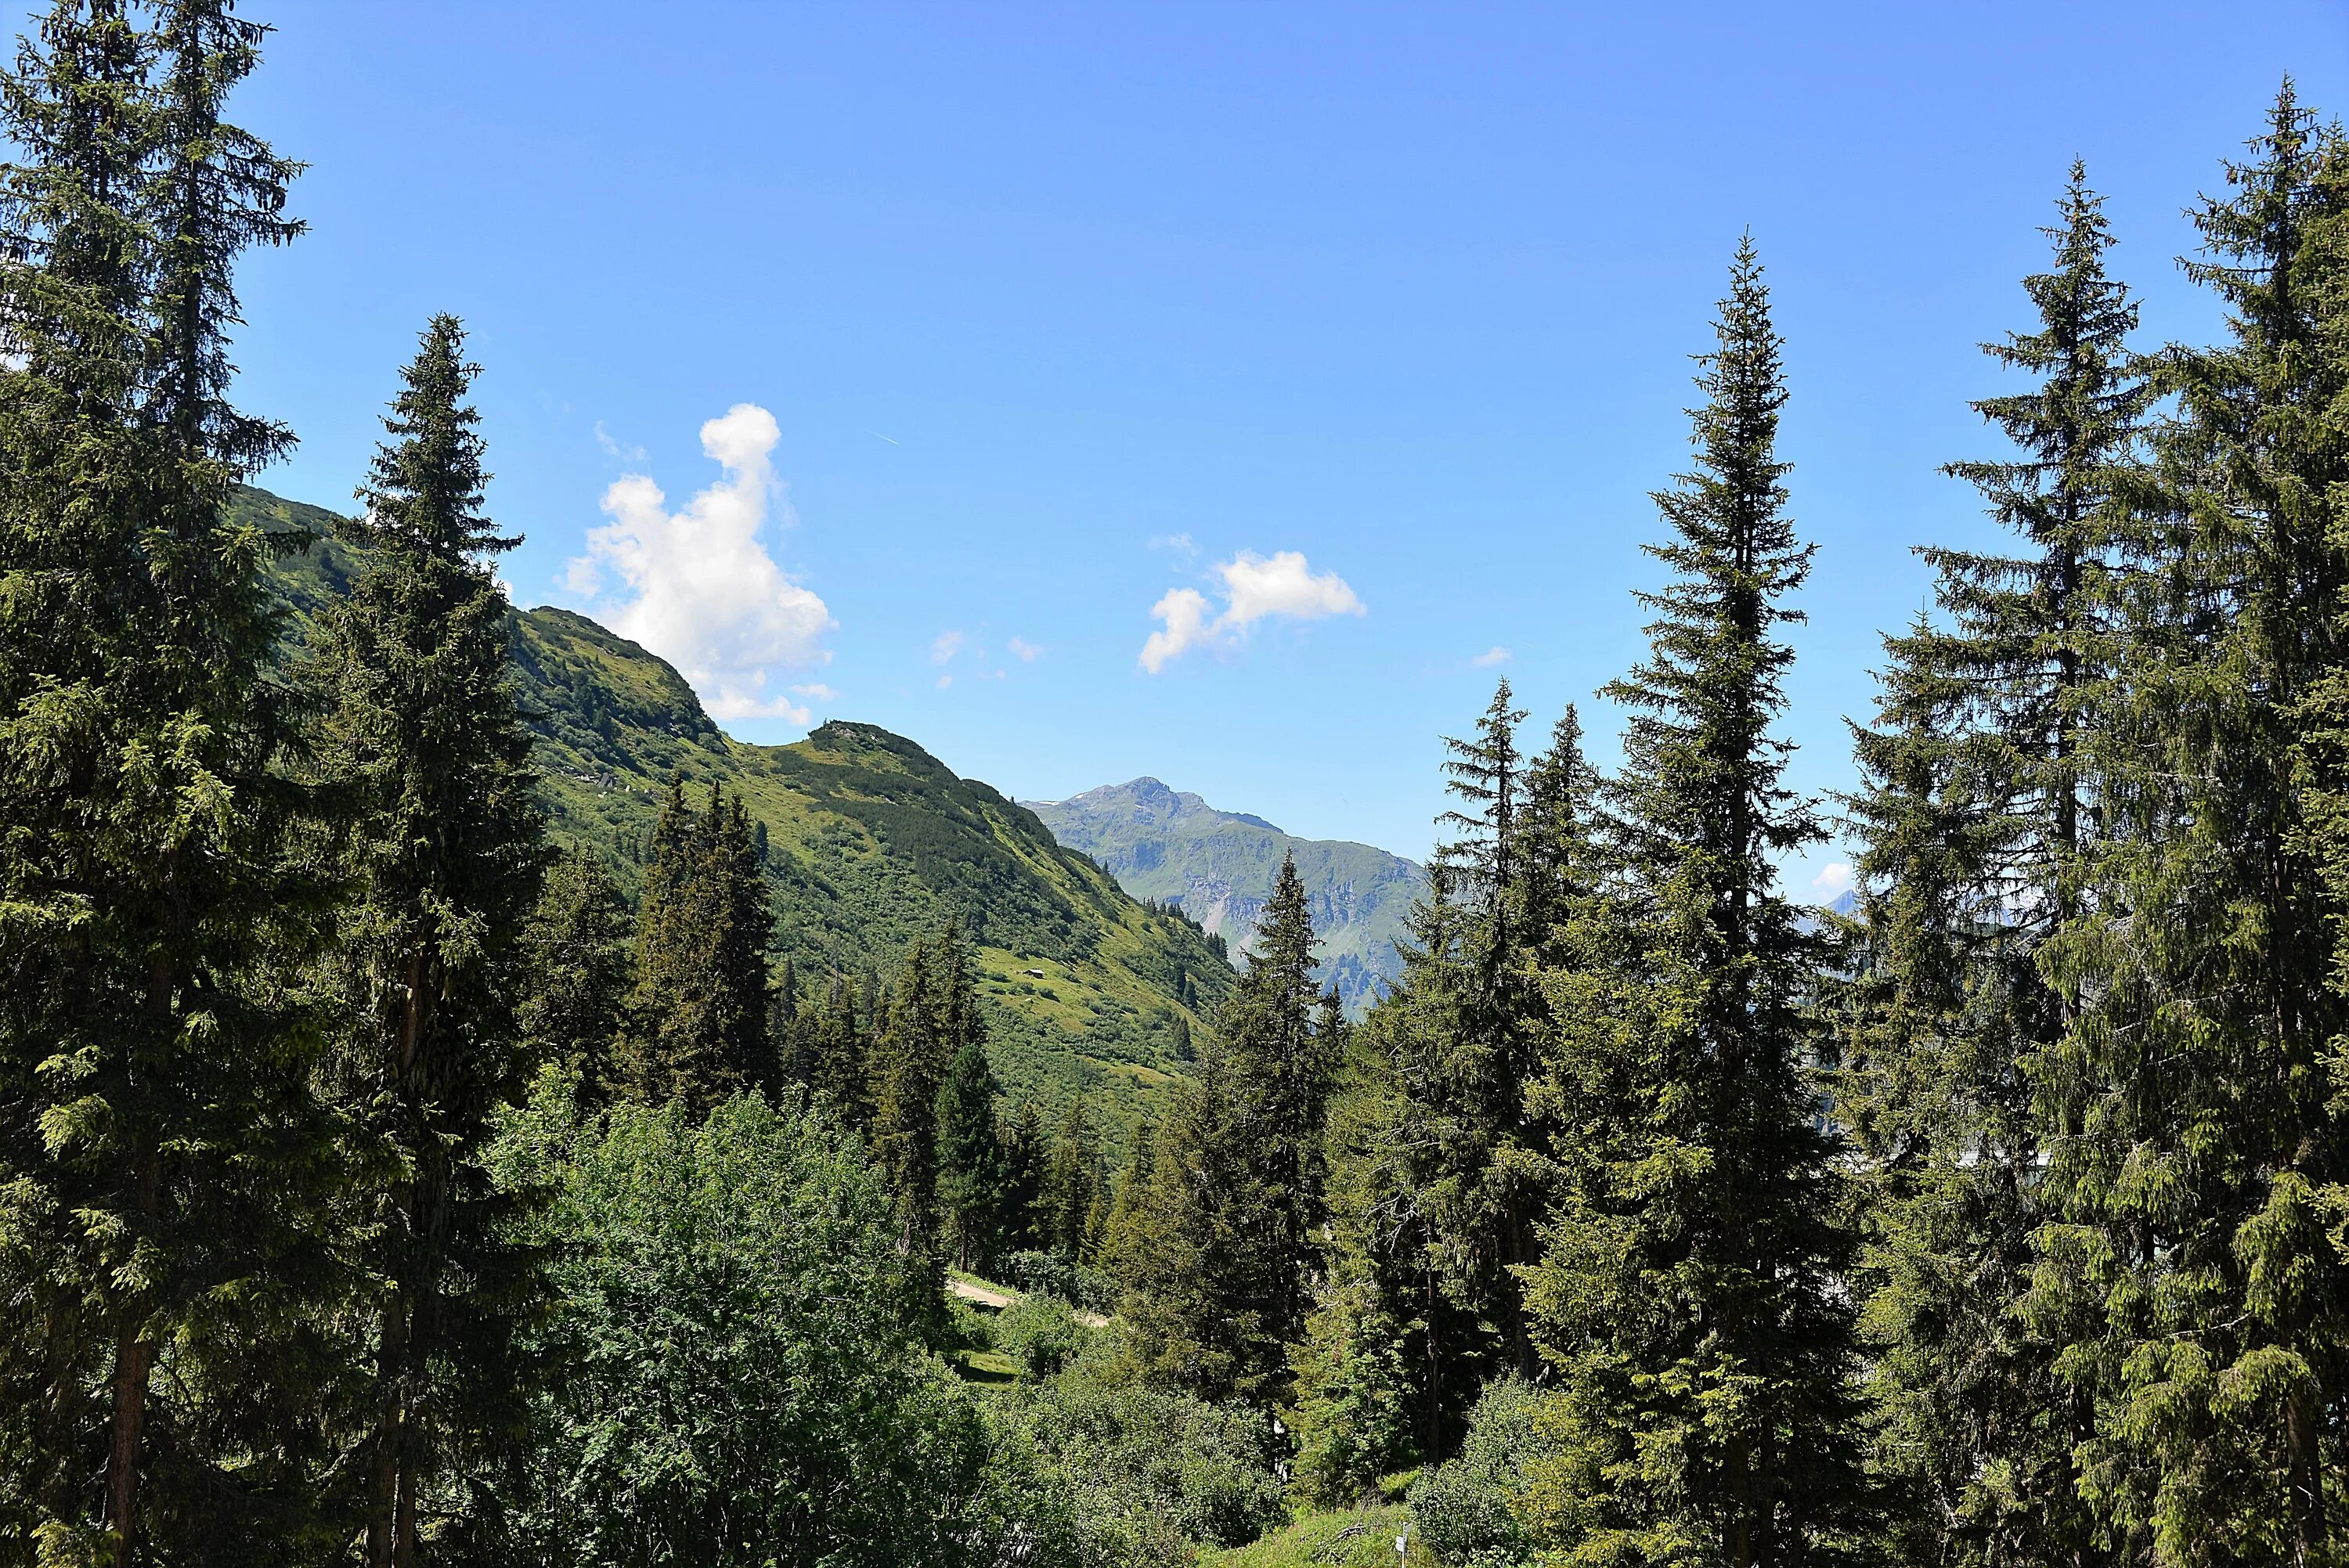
[4, 5, 2349, 1567]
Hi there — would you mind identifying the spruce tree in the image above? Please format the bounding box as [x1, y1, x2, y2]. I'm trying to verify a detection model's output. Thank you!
[313, 315, 546, 1568]
[807, 969, 871, 1129]
[1521, 239, 1868, 1566]
[997, 1101, 1048, 1255]
[931, 930, 1000, 1273]
[518, 847, 632, 1098]
[1120, 856, 1343, 1404]
[623, 780, 774, 1108]
[1841, 162, 2147, 1568]
[0, 4, 317, 1557]
[2033, 87, 2349, 1568]
[871, 939, 947, 1259]
[1040, 1098, 1103, 1263]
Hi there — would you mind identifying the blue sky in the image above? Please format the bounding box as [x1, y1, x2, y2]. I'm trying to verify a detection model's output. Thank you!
[195, 0, 2346, 885]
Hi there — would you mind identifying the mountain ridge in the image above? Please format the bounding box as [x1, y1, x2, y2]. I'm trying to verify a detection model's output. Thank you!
[245, 485, 1229, 1142]
[1023, 776, 1427, 1016]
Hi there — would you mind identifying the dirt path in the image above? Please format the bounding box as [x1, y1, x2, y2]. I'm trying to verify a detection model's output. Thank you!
[946, 1275, 1110, 1328]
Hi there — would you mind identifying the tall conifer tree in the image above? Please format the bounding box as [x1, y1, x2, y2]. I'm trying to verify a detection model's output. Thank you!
[2033, 88, 2349, 1568]
[313, 315, 545, 1568]
[518, 848, 632, 1098]
[0, 4, 314, 1556]
[623, 781, 773, 1108]
[1521, 239, 1868, 1566]
[1841, 163, 2147, 1568]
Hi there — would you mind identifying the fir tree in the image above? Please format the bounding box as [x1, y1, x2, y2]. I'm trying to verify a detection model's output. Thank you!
[313, 315, 546, 1568]
[1120, 856, 1344, 1404]
[1841, 161, 2147, 1568]
[807, 970, 871, 1130]
[2033, 87, 2349, 1568]
[1521, 239, 1869, 1566]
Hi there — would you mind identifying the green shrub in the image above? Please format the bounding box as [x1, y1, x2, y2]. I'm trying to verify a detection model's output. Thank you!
[996, 1293, 1083, 1379]
[1005, 1373, 1290, 1564]
[1408, 1379, 1554, 1568]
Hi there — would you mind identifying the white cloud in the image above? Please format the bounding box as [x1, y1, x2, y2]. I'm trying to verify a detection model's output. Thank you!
[1138, 550, 1365, 672]
[1470, 646, 1512, 668]
[936, 674, 954, 690]
[791, 682, 839, 702]
[569, 402, 834, 724]
[593, 420, 645, 463]
[1812, 862, 1856, 901]
[931, 629, 965, 665]
[1008, 636, 1044, 661]
[1149, 532, 1199, 557]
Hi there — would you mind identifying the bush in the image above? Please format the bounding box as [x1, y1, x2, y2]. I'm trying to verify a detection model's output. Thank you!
[1002, 1369, 1290, 1565]
[492, 1081, 1083, 1566]
[1002, 1248, 1119, 1312]
[1408, 1379, 1555, 1568]
[996, 1293, 1083, 1379]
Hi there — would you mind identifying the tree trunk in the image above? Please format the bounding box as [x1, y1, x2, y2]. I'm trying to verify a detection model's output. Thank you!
[2286, 1388, 2325, 1568]
[103, 1149, 161, 1568]
[366, 1298, 407, 1568]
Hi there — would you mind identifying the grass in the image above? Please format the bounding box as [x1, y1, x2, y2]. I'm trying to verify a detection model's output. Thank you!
[948, 1348, 1022, 1385]
[1202, 1502, 1441, 1568]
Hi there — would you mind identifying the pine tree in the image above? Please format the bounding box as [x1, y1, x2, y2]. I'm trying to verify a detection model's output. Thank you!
[518, 847, 632, 1098]
[623, 780, 774, 1108]
[1521, 239, 1869, 1566]
[313, 315, 546, 1568]
[1841, 162, 2148, 1568]
[0, 4, 318, 1557]
[2033, 87, 2349, 1568]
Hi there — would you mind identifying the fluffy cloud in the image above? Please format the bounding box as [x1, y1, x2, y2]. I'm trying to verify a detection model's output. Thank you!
[1007, 636, 1044, 661]
[1139, 550, 1365, 673]
[1470, 646, 1512, 668]
[568, 403, 834, 723]
[930, 629, 965, 665]
[1812, 862, 1856, 901]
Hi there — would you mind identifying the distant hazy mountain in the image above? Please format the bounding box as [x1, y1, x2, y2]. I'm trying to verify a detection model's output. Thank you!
[1024, 779, 1426, 1016]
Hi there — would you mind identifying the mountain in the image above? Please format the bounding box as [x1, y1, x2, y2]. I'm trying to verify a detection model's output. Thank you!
[247, 486, 1232, 1141]
[1023, 778, 1425, 1015]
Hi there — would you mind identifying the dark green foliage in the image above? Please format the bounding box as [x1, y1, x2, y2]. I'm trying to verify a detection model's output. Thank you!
[872, 938, 949, 1263]
[1041, 1098, 1105, 1262]
[1518, 240, 1870, 1566]
[622, 780, 774, 1108]
[998, 1101, 1049, 1253]
[0, 3, 320, 1557]
[312, 314, 547, 1567]
[1118, 856, 1344, 1404]
[2028, 87, 2349, 1567]
[806, 968, 871, 1128]
[937, 1036, 1005, 1272]
[490, 1084, 1069, 1567]
[518, 847, 632, 1098]
[1840, 161, 2148, 1568]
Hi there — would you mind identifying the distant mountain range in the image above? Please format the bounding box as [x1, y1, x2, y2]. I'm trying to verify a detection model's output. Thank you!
[1024, 779, 1427, 1016]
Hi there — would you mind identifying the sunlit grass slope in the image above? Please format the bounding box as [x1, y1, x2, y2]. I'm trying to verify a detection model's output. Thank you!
[249, 485, 1233, 1137]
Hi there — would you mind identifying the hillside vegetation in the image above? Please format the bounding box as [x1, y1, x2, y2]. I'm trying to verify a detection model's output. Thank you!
[250, 485, 1232, 1135]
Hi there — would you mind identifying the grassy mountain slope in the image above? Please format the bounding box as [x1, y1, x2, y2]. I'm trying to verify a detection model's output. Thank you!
[1023, 777, 1425, 1016]
[248, 485, 1232, 1138]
